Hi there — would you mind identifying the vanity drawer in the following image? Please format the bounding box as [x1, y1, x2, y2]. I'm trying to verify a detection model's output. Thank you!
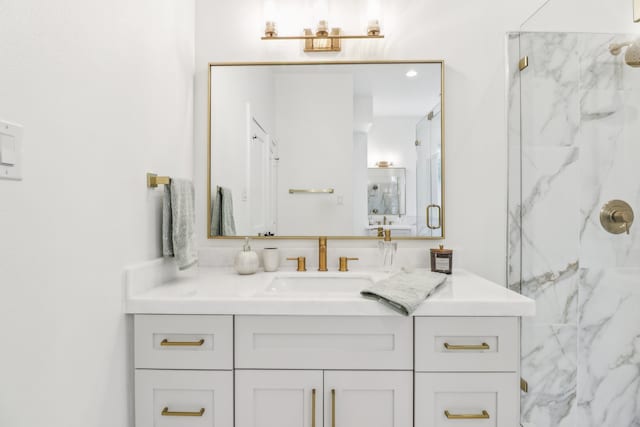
[134, 315, 233, 370]
[135, 369, 233, 427]
[415, 317, 518, 372]
[235, 315, 413, 370]
[415, 372, 519, 427]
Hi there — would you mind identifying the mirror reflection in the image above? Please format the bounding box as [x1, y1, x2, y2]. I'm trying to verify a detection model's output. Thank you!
[208, 61, 443, 239]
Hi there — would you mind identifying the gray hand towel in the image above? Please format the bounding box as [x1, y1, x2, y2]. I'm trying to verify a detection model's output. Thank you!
[162, 179, 198, 270]
[211, 186, 236, 236]
[361, 270, 448, 315]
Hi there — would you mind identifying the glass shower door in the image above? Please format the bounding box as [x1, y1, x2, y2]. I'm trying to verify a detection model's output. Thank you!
[415, 106, 442, 238]
[513, 30, 640, 427]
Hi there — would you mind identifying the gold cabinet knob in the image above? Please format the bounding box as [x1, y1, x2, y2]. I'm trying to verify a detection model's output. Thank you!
[338, 257, 359, 272]
[286, 257, 307, 271]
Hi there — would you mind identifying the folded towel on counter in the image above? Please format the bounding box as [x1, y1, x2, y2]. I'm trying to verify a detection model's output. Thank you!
[162, 179, 198, 270]
[361, 270, 448, 315]
[211, 186, 236, 236]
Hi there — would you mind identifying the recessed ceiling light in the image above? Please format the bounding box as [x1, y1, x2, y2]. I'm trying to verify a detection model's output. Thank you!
[406, 69, 418, 78]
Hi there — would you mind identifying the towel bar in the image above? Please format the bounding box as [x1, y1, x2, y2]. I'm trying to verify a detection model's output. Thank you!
[147, 173, 171, 188]
[288, 188, 334, 194]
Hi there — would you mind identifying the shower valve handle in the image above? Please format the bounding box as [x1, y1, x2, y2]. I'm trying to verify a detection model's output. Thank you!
[600, 200, 634, 235]
[612, 211, 631, 234]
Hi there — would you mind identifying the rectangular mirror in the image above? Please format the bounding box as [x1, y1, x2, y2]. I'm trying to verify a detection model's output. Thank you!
[208, 61, 444, 239]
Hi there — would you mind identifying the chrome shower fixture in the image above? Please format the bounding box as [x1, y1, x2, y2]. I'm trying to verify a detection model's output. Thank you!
[609, 39, 640, 67]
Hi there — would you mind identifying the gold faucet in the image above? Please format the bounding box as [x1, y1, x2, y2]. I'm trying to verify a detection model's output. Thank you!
[318, 236, 328, 271]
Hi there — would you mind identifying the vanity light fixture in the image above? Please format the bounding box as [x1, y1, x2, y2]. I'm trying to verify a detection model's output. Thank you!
[261, 1, 384, 52]
[376, 161, 393, 168]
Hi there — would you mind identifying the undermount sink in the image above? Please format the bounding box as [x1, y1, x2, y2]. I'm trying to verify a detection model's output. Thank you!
[258, 275, 374, 298]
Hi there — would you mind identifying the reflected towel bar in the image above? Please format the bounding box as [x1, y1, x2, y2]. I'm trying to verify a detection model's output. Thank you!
[147, 173, 171, 188]
[289, 188, 334, 194]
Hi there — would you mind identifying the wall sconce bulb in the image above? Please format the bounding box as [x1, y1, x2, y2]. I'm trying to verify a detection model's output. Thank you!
[264, 21, 277, 37]
[367, 19, 380, 36]
[316, 20, 329, 37]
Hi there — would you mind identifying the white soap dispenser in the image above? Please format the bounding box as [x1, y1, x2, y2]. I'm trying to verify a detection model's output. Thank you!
[234, 237, 259, 275]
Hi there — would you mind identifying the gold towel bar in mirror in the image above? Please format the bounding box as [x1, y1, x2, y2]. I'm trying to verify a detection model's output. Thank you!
[147, 173, 171, 188]
[289, 188, 335, 194]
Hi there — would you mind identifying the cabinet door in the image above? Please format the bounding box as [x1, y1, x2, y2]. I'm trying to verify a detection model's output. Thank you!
[135, 370, 233, 427]
[235, 370, 323, 427]
[323, 371, 413, 427]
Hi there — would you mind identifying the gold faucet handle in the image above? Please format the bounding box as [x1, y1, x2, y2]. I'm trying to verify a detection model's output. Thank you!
[287, 257, 307, 272]
[338, 257, 359, 272]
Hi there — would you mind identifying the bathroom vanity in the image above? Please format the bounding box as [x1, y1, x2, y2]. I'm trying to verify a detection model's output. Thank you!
[126, 263, 534, 427]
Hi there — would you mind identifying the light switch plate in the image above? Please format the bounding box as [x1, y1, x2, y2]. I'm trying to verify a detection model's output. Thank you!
[0, 120, 23, 181]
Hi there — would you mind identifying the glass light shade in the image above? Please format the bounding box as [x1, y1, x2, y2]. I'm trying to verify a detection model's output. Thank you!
[264, 0, 277, 23]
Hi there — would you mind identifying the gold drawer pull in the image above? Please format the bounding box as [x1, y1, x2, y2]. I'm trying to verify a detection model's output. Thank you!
[160, 338, 205, 347]
[312, 388, 316, 427]
[331, 389, 336, 427]
[444, 410, 490, 419]
[161, 407, 205, 417]
[443, 342, 490, 351]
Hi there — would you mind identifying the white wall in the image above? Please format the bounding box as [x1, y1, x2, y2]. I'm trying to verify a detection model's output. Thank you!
[522, 0, 640, 32]
[275, 73, 354, 235]
[195, 0, 552, 284]
[0, 1, 194, 426]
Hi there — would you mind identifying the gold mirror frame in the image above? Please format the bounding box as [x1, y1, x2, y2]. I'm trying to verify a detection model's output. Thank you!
[207, 60, 445, 240]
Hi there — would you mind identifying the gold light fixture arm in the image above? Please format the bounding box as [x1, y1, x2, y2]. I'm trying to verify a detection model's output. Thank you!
[262, 28, 383, 52]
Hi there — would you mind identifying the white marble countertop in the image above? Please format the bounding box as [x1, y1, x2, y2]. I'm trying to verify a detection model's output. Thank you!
[125, 265, 535, 317]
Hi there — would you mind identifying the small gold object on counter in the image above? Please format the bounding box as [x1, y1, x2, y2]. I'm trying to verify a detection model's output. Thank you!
[430, 244, 453, 274]
[287, 257, 307, 272]
[338, 257, 359, 272]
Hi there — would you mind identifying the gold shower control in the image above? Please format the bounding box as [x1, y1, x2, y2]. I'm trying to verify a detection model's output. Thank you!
[600, 200, 634, 235]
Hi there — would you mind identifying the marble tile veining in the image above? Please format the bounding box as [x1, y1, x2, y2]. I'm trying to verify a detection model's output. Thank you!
[578, 268, 640, 427]
[521, 321, 577, 427]
[521, 147, 580, 321]
[521, 32, 580, 147]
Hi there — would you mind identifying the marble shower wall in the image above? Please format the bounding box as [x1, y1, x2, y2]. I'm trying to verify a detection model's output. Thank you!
[508, 32, 640, 427]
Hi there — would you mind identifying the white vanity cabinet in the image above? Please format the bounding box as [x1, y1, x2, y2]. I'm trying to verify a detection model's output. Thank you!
[414, 317, 521, 426]
[235, 370, 322, 427]
[132, 314, 522, 427]
[234, 316, 414, 427]
[324, 370, 413, 427]
[234, 370, 412, 427]
[133, 315, 234, 427]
